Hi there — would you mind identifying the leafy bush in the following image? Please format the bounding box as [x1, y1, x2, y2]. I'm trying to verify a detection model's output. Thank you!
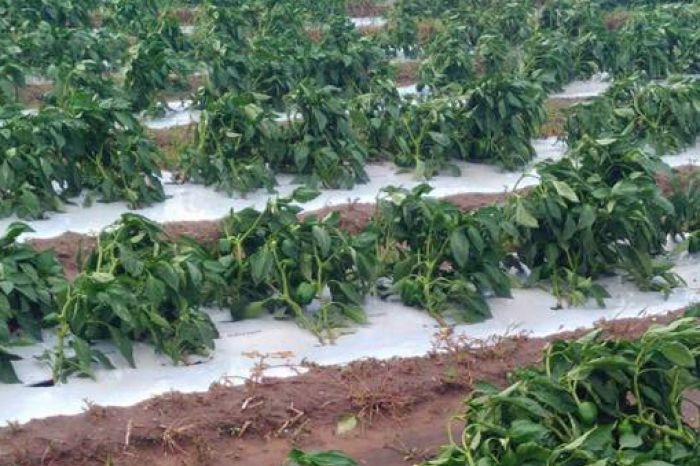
[211, 190, 375, 339]
[390, 95, 465, 177]
[613, 4, 699, 77]
[0, 222, 66, 383]
[566, 76, 700, 155]
[283, 81, 369, 189]
[458, 75, 546, 169]
[522, 31, 575, 92]
[46, 214, 220, 382]
[305, 17, 388, 96]
[370, 185, 511, 322]
[350, 77, 404, 160]
[123, 28, 191, 112]
[418, 24, 475, 90]
[506, 137, 681, 306]
[0, 91, 166, 219]
[425, 318, 700, 465]
[664, 170, 700, 253]
[16, 23, 126, 75]
[0, 224, 66, 344]
[182, 91, 281, 194]
[0, 0, 97, 28]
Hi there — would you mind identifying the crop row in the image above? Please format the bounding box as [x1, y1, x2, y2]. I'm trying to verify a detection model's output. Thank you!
[3, 0, 699, 106]
[1, 124, 699, 384]
[2, 0, 699, 219]
[3, 67, 699, 219]
[295, 315, 700, 466]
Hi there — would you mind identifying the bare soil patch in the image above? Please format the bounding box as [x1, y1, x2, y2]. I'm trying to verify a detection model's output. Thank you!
[346, 1, 391, 17]
[16, 83, 51, 107]
[0, 311, 692, 466]
[28, 165, 699, 279]
[148, 123, 196, 169]
[393, 61, 420, 87]
[539, 97, 585, 138]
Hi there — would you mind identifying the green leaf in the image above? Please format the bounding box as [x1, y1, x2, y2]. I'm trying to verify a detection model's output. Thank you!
[336, 415, 358, 435]
[552, 181, 580, 203]
[108, 325, 135, 368]
[619, 432, 643, 449]
[291, 187, 321, 203]
[429, 131, 450, 147]
[0, 348, 21, 384]
[250, 249, 273, 285]
[90, 272, 115, 284]
[312, 226, 332, 257]
[515, 202, 539, 228]
[287, 449, 357, 466]
[450, 229, 470, 268]
[659, 341, 695, 367]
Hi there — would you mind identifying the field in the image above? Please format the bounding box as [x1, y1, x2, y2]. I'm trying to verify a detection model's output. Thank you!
[0, 0, 699, 464]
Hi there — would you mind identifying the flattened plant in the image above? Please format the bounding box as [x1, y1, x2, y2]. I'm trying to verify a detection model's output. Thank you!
[283, 81, 369, 189]
[506, 137, 681, 307]
[211, 189, 376, 340]
[425, 318, 700, 466]
[46, 214, 220, 382]
[371, 185, 511, 323]
[182, 91, 282, 194]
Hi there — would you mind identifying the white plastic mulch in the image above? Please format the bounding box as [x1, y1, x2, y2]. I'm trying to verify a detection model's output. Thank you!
[3, 69, 699, 425]
[0, 138, 566, 240]
[0, 135, 699, 425]
[550, 73, 612, 99]
[350, 17, 388, 28]
[1, 252, 698, 425]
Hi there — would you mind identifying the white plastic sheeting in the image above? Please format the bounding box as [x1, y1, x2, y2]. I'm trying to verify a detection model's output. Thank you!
[142, 75, 614, 130]
[1, 252, 698, 425]
[2, 136, 699, 240]
[550, 73, 612, 99]
[0, 138, 566, 240]
[143, 100, 200, 129]
[351, 17, 388, 28]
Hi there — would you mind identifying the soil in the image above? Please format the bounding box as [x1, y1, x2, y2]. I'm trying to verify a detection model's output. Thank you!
[346, 2, 391, 18]
[8, 167, 700, 465]
[539, 97, 585, 138]
[0, 311, 695, 466]
[16, 83, 51, 107]
[604, 10, 631, 31]
[393, 62, 420, 87]
[148, 124, 196, 169]
[28, 190, 523, 278]
[27, 165, 698, 278]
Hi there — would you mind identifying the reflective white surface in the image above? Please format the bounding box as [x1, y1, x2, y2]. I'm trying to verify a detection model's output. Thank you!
[350, 17, 387, 28]
[0, 138, 566, 239]
[2, 252, 698, 424]
[550, 73, 612, 99]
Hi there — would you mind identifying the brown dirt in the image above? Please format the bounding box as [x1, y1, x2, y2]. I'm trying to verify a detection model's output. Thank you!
[539, 97, 584, 138]
[171, 7, 198, 25]
[346, 1, 390, 17]
[28, 165, 699, 280]
[655, 164, 700, 195]
[604, 10, 631, 31]
[393, 61, 420, 87]
[16, 83, 51, 107]
[358, 24, 386, 37]
[0, 311, 693, 466]
[148, 124, 196, 169]
[417, 19, 442, 46]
